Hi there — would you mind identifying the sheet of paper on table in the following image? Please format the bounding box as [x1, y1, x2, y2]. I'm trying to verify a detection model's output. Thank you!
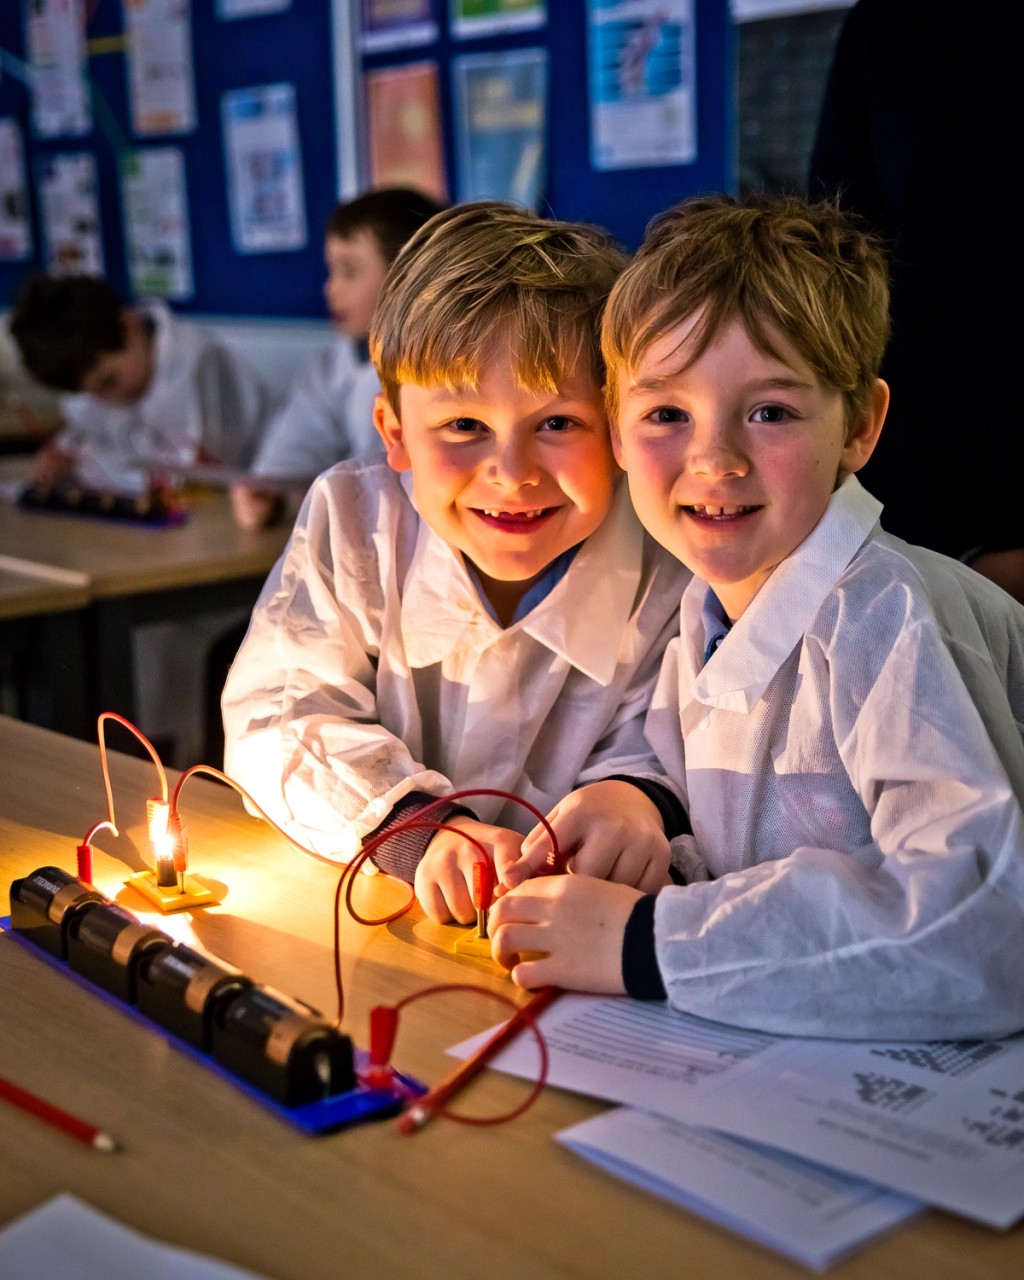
[0, 1195, 271, 1280]
[557, 1106, 919, 1272]
[450, 994, 1024, 1229]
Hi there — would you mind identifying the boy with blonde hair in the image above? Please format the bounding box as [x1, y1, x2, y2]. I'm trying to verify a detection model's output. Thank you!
[222, 202, 690, 922]
[494, 193, 1024, 1040]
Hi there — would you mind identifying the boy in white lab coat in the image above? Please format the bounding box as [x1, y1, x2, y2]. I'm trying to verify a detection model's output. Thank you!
[229, 187, 444, 531]
[492, 194, 1024, 1041]
[222, 202, 691, 923]
[9, 273, 272, 493]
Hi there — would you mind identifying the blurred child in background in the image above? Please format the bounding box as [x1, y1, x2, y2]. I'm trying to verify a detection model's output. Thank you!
[9, 272, 273, 495]
[229, 186, 444, 531]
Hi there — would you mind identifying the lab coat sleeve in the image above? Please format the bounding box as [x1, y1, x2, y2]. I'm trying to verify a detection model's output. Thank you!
[221, 474, 453, 862]
[252, 345, 381, 479]
[652, 611, 1024, 1041]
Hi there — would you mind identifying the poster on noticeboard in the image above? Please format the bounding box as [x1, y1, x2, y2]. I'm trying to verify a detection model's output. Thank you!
[120, 147, 194, 300]
[588, 0, 697, 171]
[449, 0, 546, 40]
[0, 119, 33, 261]
[36, 151, 104, 275]
[359, 0, 439, 53]
[364, 61, 449, 203]
[222, 83, 308, 253]
[24, 0, 91, 138]
[452, 48, 547, 209]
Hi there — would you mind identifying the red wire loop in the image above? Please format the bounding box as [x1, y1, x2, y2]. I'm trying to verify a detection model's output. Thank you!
[387, 983, 550, 1128]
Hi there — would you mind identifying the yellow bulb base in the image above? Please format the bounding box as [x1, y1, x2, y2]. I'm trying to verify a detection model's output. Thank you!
[126, 869, 221, 913]
[453, 928, 494, 959]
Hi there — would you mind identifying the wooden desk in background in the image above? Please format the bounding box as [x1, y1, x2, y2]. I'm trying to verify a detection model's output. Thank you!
[0, 717, 1019, 1280]
[0, 460, 289, 733]
[0, 562, 90, 735]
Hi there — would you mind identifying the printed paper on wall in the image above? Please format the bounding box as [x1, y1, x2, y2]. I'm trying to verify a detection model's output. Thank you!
[364, 61, 448, 203]
[588, 0, 697, 170]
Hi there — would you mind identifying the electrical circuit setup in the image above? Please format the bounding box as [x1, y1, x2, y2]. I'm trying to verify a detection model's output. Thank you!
[6, 866, 421, 1131]
[5, 712, 564, 1134]
[17, 478, 187, 525]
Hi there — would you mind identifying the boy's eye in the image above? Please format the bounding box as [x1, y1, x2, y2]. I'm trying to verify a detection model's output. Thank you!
[448, 417, 485, 435]
[644, 406, 688, 426]
[752, 404, 793, 425]
[539, 415, 574, 433]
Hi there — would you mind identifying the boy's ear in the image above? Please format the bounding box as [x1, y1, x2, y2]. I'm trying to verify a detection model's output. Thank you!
[840, 378, 889, 476]
[374, 393, 411, 471]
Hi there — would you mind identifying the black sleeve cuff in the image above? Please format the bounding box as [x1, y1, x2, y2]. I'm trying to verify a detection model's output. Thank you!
[603, 775, 692, 840]
[365, 790, 477, 883]
[621, 894, 666, 1001]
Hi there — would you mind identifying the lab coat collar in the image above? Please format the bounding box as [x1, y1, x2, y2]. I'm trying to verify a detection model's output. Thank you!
[400, 478, 644, 685]
[687, 476, 883, 713]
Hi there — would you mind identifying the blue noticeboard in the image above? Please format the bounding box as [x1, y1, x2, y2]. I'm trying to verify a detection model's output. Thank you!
[0, 0, 734, 318]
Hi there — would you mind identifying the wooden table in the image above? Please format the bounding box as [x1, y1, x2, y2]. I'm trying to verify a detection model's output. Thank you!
[0, 717, 1018, 1280]
[0, 561, 91, 734]
[0, 460, 289, 732]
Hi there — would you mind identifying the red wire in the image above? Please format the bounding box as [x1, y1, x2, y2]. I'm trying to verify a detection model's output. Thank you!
[96, 711, 168, 834]
[390, 983, 550, 1127]
[166, 769, 557, 1126]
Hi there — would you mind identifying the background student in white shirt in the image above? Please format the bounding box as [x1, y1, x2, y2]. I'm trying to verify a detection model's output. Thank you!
[229, 186, 444, 532]
[9, 272, 272, 493]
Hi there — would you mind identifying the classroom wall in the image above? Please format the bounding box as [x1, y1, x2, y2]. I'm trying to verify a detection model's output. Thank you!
[1, 1, 849, 401]
[0, 0, 734, 323]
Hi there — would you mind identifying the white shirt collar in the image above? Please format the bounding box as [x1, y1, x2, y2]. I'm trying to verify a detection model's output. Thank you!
[687, 475, 883, 712]
[401, 478, 644, 685]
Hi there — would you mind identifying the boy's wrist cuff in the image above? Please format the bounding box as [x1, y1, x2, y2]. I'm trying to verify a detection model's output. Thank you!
[622, 894, 666, 1001]
[365, 791, 477, 883]
[602, 775, 692, 840]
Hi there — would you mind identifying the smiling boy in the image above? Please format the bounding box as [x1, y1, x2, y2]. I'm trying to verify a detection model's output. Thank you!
[493, 194, 1024, 1040]
[222, 202, 690, 922]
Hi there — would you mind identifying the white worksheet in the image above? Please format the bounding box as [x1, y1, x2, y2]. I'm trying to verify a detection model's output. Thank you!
[451, 994, 1024, 1227]
[558, 1106, 919, 1270]
[0, 1195, 269, 1280]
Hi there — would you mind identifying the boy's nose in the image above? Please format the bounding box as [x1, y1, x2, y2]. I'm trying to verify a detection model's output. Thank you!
[487, 442, 542, 489]
[687, 423, 749, 478]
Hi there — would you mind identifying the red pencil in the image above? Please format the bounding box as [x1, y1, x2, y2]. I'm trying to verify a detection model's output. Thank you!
[0, 1074, 118, 1152]
[398, 985, 561, 1134]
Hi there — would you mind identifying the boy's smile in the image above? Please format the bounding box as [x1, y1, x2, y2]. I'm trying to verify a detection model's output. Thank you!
[376, 342, 617, 624]
[613, 315, 886, 619]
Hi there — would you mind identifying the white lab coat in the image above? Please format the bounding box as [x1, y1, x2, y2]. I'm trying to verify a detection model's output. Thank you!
[58, 301, 272, 493]
[222, 459, 689, 861]
[645, 476, 1024, 1040]
[251, 340, 383, 479]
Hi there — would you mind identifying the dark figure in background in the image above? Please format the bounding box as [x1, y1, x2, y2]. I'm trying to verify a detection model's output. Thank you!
[808, 0, 1021, 603]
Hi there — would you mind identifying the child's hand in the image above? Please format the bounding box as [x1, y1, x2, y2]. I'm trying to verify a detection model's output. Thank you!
[32, 440, 74, 487]
[489, 875, 643, 993]
[414, 816, 524, 924]
[500, 780, 671, 895]
[229, 483, 284, 531]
